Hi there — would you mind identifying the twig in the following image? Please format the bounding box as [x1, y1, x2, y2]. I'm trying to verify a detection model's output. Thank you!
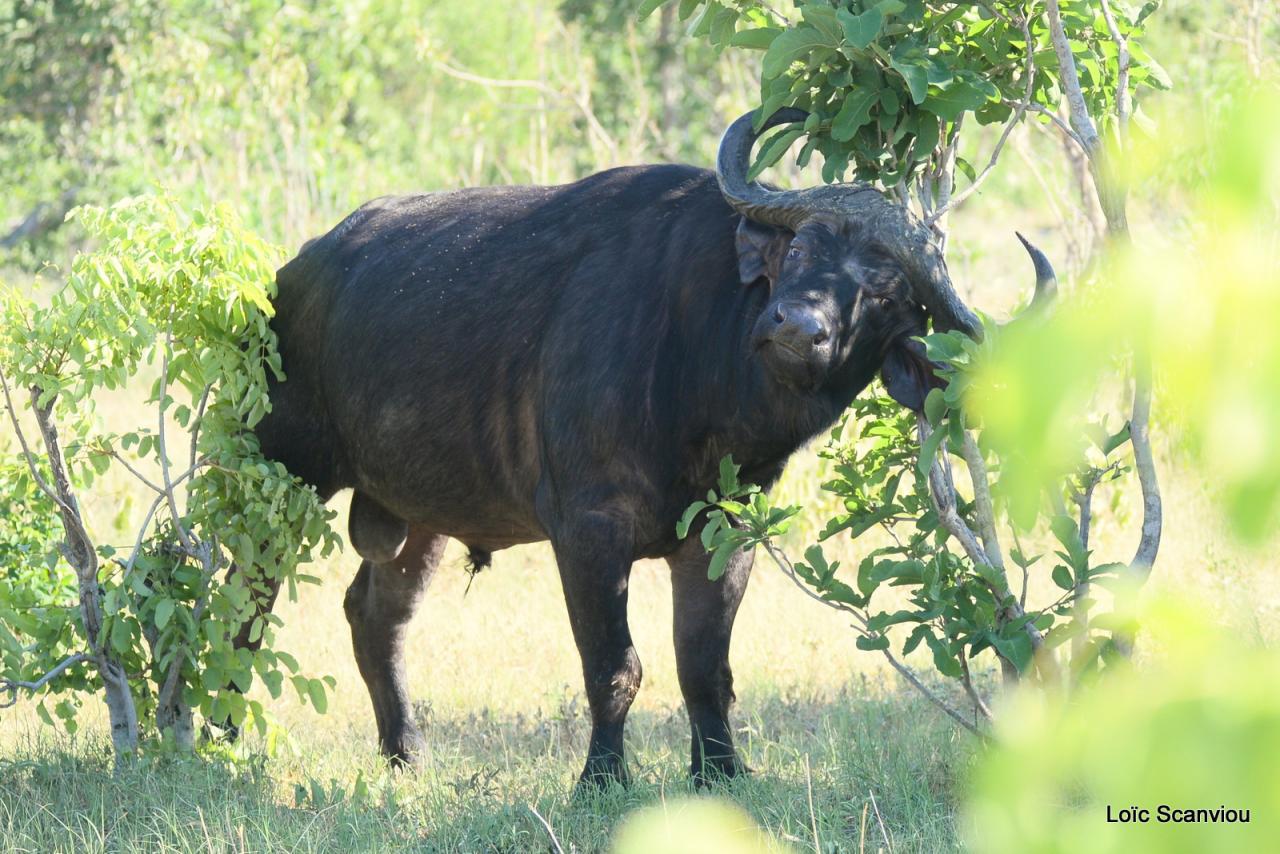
[189, 383, 212, 471]
[957, 648, 994, 721]
[1009, 525, 1030, 609]
[1007, 100, 1087, 151]
[959, 432, 1006, 573]
[0, 653, 90, 708]
[762, 541, 990, 736]
[927, 10, 1037, 223]
[868, 790, 893, 853]
[106, 448, 164, 494]
[526, 805, 566, 854]
[805, 754, 821, 854]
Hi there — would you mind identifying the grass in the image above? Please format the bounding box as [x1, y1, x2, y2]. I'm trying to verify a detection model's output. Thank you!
[1, 527, 974, 853]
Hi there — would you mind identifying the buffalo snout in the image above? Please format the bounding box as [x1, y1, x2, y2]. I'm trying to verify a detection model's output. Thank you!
[753, 299, 834, 388]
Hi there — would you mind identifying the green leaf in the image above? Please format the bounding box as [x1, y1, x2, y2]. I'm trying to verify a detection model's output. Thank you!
[307, 678, 328, 714]
[921, 81, 994, 121]
[748, 126, 806, 180]
[837, 6, 884, 49]
[762, 26, 838, 79]
[831, 89, 879, 141]
[707, 543, 737, 581]
[1051, 564, 1075, 591]
[676, 501, 708, 539]
[913, 113, 940, 158]
[917, 426, 946, 475]
[923, 388, 947, 427]
[856, 634, 891, 651]
[730, 27, 781, 50]
[154, 598, 175, 630]
[718, 455, 741, 495]
[925, 632, 962, 677]
[889, 55, 929, 104]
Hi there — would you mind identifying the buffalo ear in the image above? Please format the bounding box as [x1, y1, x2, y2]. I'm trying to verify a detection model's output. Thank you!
[735, 217, 790, 286]
[881, 338, 943, 412]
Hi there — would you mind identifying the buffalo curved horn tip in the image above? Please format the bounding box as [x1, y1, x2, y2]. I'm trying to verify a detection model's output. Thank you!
[1015, 231, 1058, 311]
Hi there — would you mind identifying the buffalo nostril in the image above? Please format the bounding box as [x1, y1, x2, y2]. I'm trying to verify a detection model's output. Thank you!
[773, 305, 786, 324]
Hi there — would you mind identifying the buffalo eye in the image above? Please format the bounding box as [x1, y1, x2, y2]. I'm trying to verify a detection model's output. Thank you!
[786, 244, 804, 261]
[874, 294, 894, 309]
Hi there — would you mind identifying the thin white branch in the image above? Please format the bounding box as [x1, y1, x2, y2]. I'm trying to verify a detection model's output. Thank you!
[106, 449, 164, 494]
[959, 432, 1006, 573]
[0, 653, 90, 708]
[1128, 361, 1161, 576]
[1009, 100, 1088, 151]
[1098, 0, 1131, 135]
[927, 11, 1037, 224]
[526, 805, 566, 854]
[432, 59, 617, 157]
[762, 541, 990, 736]
[1044, 0, 1100, 154]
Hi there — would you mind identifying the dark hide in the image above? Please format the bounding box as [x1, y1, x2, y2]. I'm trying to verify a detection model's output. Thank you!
[252, 165, 940, 786]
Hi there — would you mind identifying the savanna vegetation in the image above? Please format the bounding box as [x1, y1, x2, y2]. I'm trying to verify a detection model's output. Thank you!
[1, 1, 1278, 851]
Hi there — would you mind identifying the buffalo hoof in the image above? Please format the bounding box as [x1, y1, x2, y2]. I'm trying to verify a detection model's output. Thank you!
[201, 717, 240, 745]
[574, 755, 630, 793]
[691, 756, 751, 789]
[381, 728, 428, 770]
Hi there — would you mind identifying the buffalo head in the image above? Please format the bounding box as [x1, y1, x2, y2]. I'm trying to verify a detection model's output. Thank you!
[717, 108, 1053, 410]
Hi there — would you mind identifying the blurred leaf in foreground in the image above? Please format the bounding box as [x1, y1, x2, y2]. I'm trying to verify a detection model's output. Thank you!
[966, 592, 1280, 852]
[965, 78, 1280, 542]
[613, 798, 790, 854]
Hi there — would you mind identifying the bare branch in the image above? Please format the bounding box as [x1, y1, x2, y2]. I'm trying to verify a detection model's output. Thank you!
[1043, 0, 1100, 155]
[1008, 100, 1088, 151]
[1097, 0, 1131, 135]
[526, 805, 566, 854]
[927, 11, 1037, 224]
[1127, 360, 1161, 576]
[958, 648, 994, 723]
[0, 653, 90, 709]
[959, 432, 1006, 573]
[106, 448, 164, 494]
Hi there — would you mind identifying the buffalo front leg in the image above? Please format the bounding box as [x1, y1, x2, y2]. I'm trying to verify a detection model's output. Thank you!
[667, 532, 753, 784]
[343, 527, 446, 766]
[552, 511, 641, 788]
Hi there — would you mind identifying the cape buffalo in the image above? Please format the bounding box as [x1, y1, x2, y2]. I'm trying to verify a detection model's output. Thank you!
[250, 108, 1049, 786]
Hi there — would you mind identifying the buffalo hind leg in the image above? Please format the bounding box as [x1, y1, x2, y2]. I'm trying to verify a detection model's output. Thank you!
[667, 533, 753, 785]
[343, 527, 447, 765]
[552, 511, 641, 788]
